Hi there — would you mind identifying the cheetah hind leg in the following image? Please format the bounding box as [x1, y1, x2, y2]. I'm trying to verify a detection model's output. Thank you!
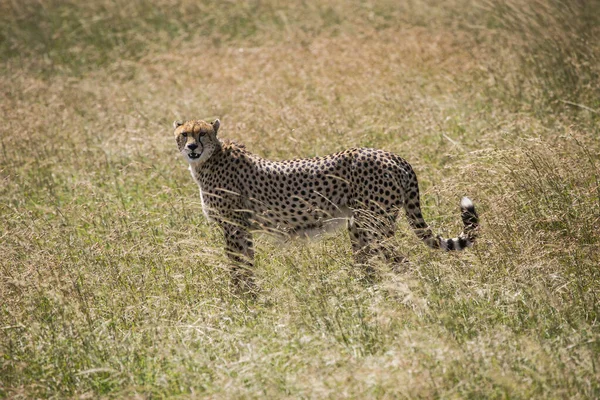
[347, 210, 407, 279]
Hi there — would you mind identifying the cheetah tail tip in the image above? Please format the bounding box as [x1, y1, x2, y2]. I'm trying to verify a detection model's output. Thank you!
[460, 197, 474, 210]
[460, 196, 479, 230]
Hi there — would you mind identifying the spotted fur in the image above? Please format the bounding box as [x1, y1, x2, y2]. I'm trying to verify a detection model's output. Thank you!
[174, 119, 479, 289]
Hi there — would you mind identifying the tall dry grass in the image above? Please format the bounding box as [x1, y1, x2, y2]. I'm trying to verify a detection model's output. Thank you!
[1, 0, 599, 398]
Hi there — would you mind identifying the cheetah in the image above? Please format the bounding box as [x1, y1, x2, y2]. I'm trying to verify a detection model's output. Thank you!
[173, 119, 479, 290]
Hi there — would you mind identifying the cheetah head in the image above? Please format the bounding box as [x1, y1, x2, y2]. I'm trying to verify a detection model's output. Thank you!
[173, 119, 221, 165]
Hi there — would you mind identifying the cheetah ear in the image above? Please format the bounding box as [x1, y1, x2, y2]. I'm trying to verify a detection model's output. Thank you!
[173, 120, 183, 130]
[211, 119, 220, 134]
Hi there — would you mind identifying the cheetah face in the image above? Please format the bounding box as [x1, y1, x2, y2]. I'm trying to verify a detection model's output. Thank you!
[173, 119, 221, 165]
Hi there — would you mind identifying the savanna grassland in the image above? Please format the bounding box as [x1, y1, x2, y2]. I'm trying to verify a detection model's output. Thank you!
[1, 0, 599, 398]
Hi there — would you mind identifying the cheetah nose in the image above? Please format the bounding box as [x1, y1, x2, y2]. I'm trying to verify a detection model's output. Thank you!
[187, 143, 198, 151]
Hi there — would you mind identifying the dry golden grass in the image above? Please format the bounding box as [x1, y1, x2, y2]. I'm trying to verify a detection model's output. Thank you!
[1, 0, 599, 398]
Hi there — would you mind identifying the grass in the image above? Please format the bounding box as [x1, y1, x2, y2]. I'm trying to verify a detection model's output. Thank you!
[1, 0, 599, 398]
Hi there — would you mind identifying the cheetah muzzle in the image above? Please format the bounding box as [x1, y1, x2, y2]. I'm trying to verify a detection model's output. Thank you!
[173, 119, 479, 292]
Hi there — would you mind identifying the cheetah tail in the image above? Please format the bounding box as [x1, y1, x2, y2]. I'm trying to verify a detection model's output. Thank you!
[406, 197, 479, 251]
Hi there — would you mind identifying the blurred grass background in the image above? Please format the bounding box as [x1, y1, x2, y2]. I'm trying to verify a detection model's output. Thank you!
[1, 0, 599, 398]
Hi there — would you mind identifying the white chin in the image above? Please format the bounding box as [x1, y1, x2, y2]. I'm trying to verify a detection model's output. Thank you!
[187, 154, 201, 162]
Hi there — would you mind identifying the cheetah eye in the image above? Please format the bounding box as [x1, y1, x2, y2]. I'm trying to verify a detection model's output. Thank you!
[181, 132, 188, 137]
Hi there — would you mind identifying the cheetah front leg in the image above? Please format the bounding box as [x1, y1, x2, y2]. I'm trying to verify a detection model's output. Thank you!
[221, 222, 256, 294]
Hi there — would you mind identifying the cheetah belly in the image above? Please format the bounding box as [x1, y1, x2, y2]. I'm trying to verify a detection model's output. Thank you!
[249, 190, 353, 239]
[291, 205, 353, 239]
